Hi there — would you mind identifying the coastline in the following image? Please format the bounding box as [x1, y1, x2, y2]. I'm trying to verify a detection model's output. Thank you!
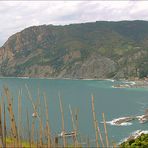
[0, 76, 148, 88]
[112, 79, 148, 89]
[0, 76, 110, 81]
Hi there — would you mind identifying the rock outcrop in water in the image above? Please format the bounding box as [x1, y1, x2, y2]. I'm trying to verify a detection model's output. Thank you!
[113, 117, 135, 125]
[0, 21, 148, 78]
[107, 109, 148, 126]
[137, 109, 148, 124]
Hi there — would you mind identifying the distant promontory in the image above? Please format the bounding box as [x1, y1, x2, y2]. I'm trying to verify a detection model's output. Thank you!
[0, 21, 148, 79]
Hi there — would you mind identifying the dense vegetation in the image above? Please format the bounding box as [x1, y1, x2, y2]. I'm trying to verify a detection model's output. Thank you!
[120, 134, 148, 148]
[0, 21, 148, 78]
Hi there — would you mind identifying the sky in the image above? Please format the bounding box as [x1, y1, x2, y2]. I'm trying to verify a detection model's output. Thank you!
[0, 1, 148, 46]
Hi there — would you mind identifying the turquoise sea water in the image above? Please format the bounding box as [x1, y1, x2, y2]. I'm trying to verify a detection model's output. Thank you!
[0, 78, 147, 145]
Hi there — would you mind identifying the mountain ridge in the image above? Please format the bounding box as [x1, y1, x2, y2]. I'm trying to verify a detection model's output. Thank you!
[0, 20, 148, 79]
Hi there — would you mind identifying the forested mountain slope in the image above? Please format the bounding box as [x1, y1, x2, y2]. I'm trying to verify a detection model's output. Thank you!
[0, 21, 148, 79]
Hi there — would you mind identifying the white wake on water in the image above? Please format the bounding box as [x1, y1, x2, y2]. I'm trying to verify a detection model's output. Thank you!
[106, 121, 133, 126]
[101, 117, 133, 126]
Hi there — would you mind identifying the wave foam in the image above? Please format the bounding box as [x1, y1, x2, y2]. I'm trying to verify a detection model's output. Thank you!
[107, 121, 132, 126]
[101, 117, 133, 126]
[105, 79, 115, 82]
[123, 81, 136, 85]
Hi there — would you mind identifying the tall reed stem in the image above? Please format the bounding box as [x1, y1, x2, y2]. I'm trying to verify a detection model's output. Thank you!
[102, 112, 109, 147]
[26, 107, 31, 147]
[18, 89, 22, 147]
[97, 120, 104, 147]
[4, 87, 18, 143]
[91, 95, 99, 148]
[1, 93, 5, 147]
[59, 94, 66, 147]
[3, 103, 6, 147]
[0, 103, 4, 147]
[43, 92, 51, 147]
[69, 104, 78, 147]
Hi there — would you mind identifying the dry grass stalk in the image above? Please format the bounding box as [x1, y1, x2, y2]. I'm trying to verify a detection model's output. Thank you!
[4, 87, 18, 143]
[91, 95, 99, 148]
[25, 85, 42, 121]
[69, 104, 78, 147]
[36, 129, 39, 148]
[59, 94, 66, 147]
[1, 94, 4, 119]
[102, 112, 109, 147]
[0, 103, 4, 147]
[31, 118, 35, 146]
[87, 137, 90, 148]
[1, 93, 6, 147]
[1, 86, 113, 147]
[54, 136, 59, 148]
[96, 120, 104, 147]
[37, 93, 43, 148]
[75, 108, 79, 135]
[25, 85, 43, 147]
[112, 141, 117, 148]
[18, 89, 22, 147]
[39, 113, 43, 147]
[26, 108, 31, 147]
[43, 92, 51, 147]
[25, 85, 36, 112]
[31, 89, 40, 147]
[3, 103, 6, 147]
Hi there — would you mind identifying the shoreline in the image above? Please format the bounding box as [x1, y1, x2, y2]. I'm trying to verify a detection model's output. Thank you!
[0, 76, 115, 81]
[0, 76, 148, 88]
[0, 76, 144, 80]
[112, 79, 148, 89]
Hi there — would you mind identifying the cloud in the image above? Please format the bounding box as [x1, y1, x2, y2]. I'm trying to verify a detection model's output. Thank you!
[0, 1, 148, 46]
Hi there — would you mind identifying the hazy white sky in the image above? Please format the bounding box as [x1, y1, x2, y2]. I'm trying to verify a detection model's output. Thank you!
[0, 1, 148, 46]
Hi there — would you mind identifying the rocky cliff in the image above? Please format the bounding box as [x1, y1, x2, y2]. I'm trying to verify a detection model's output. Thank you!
[0, 21, 148, 79]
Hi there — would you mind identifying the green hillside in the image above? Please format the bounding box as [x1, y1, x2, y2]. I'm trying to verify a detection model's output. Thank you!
[0, 20, 148, 79]
[120, 134, 148, 148]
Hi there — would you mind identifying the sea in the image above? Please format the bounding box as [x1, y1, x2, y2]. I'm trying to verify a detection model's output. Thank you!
[0, 77, 147, 146]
